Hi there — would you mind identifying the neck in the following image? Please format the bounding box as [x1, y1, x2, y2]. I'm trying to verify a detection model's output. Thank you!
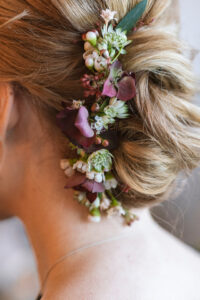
[12, 149, 153, 295]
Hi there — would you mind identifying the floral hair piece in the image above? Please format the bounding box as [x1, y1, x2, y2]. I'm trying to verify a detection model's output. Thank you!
[56, 0, 147, 225]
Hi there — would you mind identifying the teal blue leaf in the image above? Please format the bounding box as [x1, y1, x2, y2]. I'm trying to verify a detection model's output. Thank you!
[116, 0, 147, 33]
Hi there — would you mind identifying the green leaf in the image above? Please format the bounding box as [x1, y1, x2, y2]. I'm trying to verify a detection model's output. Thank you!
[116, 0, 147, 33]
[98, 192, 103, 200]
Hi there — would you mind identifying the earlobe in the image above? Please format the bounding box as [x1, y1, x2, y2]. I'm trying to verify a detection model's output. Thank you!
[0, 83, 15, 169]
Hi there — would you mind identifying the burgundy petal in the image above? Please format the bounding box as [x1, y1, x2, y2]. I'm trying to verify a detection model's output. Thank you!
[117, 76, 136, 101]
[56, 108, 95, 149]
[56, 108, 77, 135]
[64, 173, 86, 189]
[86, 192, 98, 203]
[75, 106, 94, 138]
[82, 180, 105, 193]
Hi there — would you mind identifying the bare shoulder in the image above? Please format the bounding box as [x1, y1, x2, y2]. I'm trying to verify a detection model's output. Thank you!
[131, 219, 200, 300]
[43, 218, 200, 300]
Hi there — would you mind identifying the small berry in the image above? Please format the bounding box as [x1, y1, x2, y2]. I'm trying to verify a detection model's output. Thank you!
[82, 33, 87, 41]
[91, 103, 100, 112]
[85, 57, 94, 68]
[84, 42, 94, 51]
[86, 31, 97, 46]
[95, 137, 102, 145]
[102, 140, 109, 147]
[92, 29, 99, 37]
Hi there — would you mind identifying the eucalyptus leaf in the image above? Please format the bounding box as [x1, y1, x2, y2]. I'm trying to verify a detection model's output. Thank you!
[116, 0, 147, 33]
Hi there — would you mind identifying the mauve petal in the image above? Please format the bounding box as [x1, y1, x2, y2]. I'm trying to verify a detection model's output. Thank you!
[102, 78, 117, 97]
[117, 76, 136, 101]
[64, 173, 86, 189]
[102, 60, 123, 98]
[75, 107, 94, 138]
[82, 180, 105, 193]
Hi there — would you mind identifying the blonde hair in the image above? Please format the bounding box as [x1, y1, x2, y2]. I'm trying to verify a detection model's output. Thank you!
[0, 0, 200, 208]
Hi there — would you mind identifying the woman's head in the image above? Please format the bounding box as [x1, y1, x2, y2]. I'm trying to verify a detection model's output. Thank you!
[0, 0, 199, 218]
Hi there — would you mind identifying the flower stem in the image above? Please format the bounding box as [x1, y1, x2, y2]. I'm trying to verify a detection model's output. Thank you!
[111, 48, 122, 64]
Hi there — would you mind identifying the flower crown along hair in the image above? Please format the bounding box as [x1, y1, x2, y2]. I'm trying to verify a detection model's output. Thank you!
[56, 0, 148, 226]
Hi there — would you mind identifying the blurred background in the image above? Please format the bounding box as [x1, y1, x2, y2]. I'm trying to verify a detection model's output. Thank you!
[0, 0, 200, 299]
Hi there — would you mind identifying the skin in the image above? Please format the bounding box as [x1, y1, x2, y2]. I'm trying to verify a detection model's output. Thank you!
[0, 82, 200, 300]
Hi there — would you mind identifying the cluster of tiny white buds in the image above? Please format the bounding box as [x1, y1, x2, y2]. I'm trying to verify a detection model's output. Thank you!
[88, 214, 101, 223]
[73, 161, 88, 174]
[60, 159, 75, 177]
[86, 171, 105, 183]
[90, 197, 100, 210]
[107, 205, 126, 217]
[82, 26, 112, 72]
[104, 178, 118, 190]
[100, 196, 111, 210]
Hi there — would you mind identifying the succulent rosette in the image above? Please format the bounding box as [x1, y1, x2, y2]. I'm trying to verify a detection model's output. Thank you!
[56, 0, 148, 225]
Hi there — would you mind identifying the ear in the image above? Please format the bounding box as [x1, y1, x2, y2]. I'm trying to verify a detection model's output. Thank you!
[0, 83, 17, 169]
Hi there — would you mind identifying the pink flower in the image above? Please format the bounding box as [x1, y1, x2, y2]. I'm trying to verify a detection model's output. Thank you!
[102, 60, 136, 101]
[101, 9, 118, 24]
[75, 106, 94, 138]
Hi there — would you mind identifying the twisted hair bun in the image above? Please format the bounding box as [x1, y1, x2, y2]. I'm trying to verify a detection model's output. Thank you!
[0, 0, 199, 208]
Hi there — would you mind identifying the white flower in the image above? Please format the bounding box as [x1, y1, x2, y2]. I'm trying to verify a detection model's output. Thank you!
[74, 192, 90, 206]
[98, 24, 132, 54]
[100, 196, 111, 210]
[97, 41, 108, 51]
[90, 197, 100, 210]
[87, 149, 113, 173]
[107, 206, 126, 217]
[91, 116, 104, 133]
[86, 171, 105, 183]
[60, 159, 75, 177]
[95, 173, 104, 183]
[83, 50, 108, 71]
[104, 178, 118, 190]
[60, 159, 70, 170]
[73, 161, 88, 173]
[74, 192, 90, 207]
[101, 9, 118, 24]
[94, 56, 108, 72]
[64, 167, 75, 177]
[88, 214, 101, 223]
[83, 49, 98, 61]
[91, 115, 115, 134]
[75, 192, 86, 203]
[104, 98, 129, 119]
[86, 171, 95, 180]
[85, 200, 91, 208]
